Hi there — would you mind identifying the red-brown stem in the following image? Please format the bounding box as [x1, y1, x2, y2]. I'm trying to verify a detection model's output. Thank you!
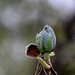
[50, 67, 57, 75]
[46, 56, 57, 75]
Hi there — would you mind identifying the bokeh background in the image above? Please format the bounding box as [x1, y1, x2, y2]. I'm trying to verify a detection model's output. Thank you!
[0, 0, 75, 75]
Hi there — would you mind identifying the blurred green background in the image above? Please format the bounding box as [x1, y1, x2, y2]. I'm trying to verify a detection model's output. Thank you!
[0, 0, 75, 75]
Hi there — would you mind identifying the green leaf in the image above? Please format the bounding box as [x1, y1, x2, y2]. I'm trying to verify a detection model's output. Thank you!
[37, 57, 50, 69]
[49, 52, 55, 56]
[36, 33, 43, 53]
[44, 34, 53, 53]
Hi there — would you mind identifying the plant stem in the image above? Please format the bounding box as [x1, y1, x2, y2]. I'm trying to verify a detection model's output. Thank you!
[44, 53, 50, 62]
[50, 67, 57, 75]
[49, 58, 57, 75]
[35, 62, 42, 75]
[44, 53, 57, 75]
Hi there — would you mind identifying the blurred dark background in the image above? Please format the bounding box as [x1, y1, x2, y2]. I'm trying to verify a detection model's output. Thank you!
[0, 0, 75, 75]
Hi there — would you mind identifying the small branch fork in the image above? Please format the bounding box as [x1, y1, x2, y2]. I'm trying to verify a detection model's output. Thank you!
[35, 53, 57, 75]
[50, 67, 57, 75]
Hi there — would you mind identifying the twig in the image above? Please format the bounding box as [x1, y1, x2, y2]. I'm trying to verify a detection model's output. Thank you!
[50, 67, 57, 75]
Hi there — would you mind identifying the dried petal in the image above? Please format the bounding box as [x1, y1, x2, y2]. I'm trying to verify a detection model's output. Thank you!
[25, 44, 40, 58]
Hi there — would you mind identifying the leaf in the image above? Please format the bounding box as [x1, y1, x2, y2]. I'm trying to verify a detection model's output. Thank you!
[49, 52, 55, 56]
[36, 33, 44, 53]
[45, 34, 53, 53]
[37, 57, 50, 69]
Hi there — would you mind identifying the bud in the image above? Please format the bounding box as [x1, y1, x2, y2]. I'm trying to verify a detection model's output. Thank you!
[36, 25, 56, 53]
